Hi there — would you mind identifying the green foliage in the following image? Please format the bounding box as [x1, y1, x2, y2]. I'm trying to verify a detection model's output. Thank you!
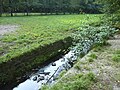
[42, 72, 96, 90]
[98, 0, 120, 28]
[0, 0, 101, 16]
[101, 14, 120, 28]
[98, 0, 120, 14]
[114, 50, 120, 54]
[74, 63, 81, 70]
[0, 47, 4, 51]
[71, 24, 116, 58]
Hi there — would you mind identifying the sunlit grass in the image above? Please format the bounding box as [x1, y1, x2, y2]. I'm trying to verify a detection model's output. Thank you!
[0, 14, 101, 63]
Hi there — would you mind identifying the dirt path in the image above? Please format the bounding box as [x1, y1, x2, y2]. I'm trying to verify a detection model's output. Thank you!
[108, 35, 120, 50]
[63, 34, 120, 90]
[90, 35, 120, 90]
[0, 25, 19, 35]
[0, 25, 19, 56]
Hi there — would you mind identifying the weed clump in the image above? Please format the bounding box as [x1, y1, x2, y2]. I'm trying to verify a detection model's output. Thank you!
[89, 53, 97, 59]
[74, 64, 81, 70]
[112, 55, 120, 62]
[115, 50, 120, 54]
[88, 58, 94, 62]
[112, 50, 120, 62]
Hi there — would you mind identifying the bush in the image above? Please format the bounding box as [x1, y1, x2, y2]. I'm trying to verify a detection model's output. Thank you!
[71, 25, 117, 58]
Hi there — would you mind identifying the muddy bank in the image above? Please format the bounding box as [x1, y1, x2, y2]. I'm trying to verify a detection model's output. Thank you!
[0, 37, 72, 89]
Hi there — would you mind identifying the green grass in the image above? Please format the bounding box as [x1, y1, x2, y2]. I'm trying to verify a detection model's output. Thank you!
[0, 14, 101, 63]
[114, 50, 120, 54]
[88, 58, 94, 62]
[74, 63, 81, 70]
[112, 55, 120, 62]
[56, 70, 67, 80]
[42, 72, 96, 90]
[112, 50, 120, 62]
[89, 53, 97, 59]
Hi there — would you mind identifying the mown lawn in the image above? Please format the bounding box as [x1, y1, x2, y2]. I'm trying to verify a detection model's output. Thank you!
[0, 14, 101, 63]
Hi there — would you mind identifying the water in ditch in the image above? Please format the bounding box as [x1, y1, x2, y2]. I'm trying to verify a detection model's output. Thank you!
[13, 40, 93, 90]
[13, 25, 116, 90]
[13, 49, 78, 90]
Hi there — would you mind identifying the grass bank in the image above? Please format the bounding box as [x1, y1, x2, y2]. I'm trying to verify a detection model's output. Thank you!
[0, 14, 101, 63]
[0, 14, 101, 88]
[44, 34, 120, 90]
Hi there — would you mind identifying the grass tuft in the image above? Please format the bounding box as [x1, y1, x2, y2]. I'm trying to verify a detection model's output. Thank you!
[112, 55, 120, 62]
[74, 64, 81, 70]
[89, 53, 97, 59]
[88, 58, 94, 62]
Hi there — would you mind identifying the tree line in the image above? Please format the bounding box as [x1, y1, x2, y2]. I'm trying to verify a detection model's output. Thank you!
[0, 0, 101, 16]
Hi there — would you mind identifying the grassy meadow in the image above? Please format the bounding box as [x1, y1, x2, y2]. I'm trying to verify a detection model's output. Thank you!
[0, 14, 101, 63]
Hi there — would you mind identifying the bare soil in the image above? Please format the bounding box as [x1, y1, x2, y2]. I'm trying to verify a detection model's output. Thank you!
[0, 25, 19, 56]
[0, 25, 19, 35]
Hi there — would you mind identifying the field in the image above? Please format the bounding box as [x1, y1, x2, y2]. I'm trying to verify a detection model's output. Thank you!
[0, 14, 101, 63]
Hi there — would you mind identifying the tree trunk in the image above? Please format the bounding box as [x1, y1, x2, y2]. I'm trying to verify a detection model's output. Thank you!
[10, 6, 13, 17]
[9, 0, 13, 16]
[25, 0, 29, 16]
[0, 0, 3, 17]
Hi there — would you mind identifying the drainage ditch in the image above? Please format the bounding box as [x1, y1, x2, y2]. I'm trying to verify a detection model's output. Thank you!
[1, 25, 117, 90]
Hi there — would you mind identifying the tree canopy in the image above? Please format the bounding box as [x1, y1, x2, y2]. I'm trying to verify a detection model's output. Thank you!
[98, 0, 120, 14]
[0, 0, 101, 16]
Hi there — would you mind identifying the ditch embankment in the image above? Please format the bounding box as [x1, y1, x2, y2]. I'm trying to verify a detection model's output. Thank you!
[0, 37, 72, 90]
